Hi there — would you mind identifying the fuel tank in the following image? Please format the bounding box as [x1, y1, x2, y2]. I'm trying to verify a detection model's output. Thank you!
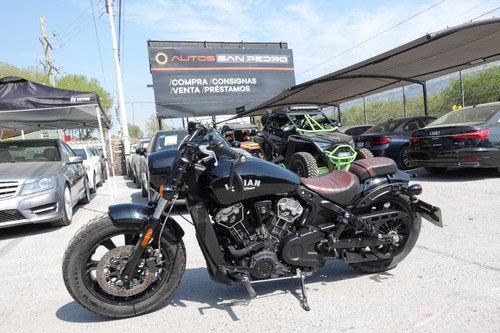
[200, 156, 300, 205]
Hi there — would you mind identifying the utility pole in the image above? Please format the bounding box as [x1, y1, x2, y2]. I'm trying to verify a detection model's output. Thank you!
[106, 0, 130, 155]
[39, 16, 55, 87]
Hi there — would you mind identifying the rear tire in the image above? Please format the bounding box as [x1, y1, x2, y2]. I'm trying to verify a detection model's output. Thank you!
[288, 152, 318, 178]
[347, 195, 421, 273]
[62, 214, 186, 318]
[141, 178, 148, 197]
[78, 178, 91, 204]
[397, 146, 412, 170]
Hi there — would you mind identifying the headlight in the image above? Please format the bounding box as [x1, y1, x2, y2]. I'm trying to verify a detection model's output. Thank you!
[315, 141, 331, 149]
[22, 176, 56, 195]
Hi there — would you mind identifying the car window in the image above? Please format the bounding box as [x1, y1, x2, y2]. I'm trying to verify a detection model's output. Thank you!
[139, 141, 149, 148]
[60, 142, 76, 162]
[154, 132, 187, 152]
[365, 119, 403, 134]
[431, 106, 499, 125]
[73, 148, 88, 160]
[403, 120, 421, 132]
[0, 141, 60, 163]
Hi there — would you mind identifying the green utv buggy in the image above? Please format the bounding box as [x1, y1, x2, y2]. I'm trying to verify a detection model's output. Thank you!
[254, 106, 373, 178]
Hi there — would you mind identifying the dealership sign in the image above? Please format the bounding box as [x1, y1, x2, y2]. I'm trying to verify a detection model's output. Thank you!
[147, 41, 295, 119]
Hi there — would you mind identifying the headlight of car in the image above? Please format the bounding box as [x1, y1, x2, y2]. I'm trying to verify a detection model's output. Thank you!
[315, 141, 331, 150]
[22, 176, 56, 195]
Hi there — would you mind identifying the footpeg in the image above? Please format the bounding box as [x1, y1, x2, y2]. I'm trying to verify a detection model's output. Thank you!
[241, 275, 256, 298]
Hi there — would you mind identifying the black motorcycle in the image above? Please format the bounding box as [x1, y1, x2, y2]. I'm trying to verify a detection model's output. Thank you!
[62, 122, 442, 318]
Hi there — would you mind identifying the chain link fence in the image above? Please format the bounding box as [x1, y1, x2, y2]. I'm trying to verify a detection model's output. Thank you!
[339, 61, 500, 126]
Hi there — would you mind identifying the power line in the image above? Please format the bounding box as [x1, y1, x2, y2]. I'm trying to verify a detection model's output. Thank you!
[297, 0, 446, 78]
[90, 0, 108, 90]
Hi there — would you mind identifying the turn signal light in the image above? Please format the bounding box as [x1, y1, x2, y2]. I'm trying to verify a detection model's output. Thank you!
[408, 184, 423, 195]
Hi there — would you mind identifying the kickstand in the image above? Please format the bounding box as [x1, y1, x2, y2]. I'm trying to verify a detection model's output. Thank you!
[298, 269, 311, 311]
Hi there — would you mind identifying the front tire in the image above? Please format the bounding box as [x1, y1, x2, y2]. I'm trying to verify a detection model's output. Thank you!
[62, 214, 186, 318]
[355, 147, 373, 160]
[288, 152, 318, 178]
[347, 195, 421, 273]
[52, 186, 72, 227]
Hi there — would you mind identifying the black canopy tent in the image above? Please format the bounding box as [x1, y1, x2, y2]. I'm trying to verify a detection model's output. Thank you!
[238, 17, 500, 116]
[0, 76, 109, 130]
[0, 76, 114, 180]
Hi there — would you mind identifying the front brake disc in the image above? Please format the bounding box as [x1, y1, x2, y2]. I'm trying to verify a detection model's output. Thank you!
[96, 245, 156, 297]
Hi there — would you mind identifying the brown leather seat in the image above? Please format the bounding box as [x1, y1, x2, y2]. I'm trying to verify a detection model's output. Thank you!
[300, 170, 359, 206]
[348, 157, 398, 181]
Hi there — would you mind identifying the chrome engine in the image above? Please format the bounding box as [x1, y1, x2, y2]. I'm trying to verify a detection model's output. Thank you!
[214, 198, 303, 279]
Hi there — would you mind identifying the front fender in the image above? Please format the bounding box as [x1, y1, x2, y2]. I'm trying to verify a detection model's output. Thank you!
[108, 203, 185, 243]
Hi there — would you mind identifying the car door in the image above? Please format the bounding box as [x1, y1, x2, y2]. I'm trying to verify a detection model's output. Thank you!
[60, 142, 85, 203]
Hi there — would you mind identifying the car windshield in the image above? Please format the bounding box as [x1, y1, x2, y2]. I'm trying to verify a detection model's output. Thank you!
[73, 148, 88, 160]
[364, 119, 404, 134]
[0, 141, 60, 163]
[430, 106, 499, 125]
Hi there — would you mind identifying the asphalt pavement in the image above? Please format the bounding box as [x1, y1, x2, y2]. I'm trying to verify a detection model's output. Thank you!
[0, 168, 499, 333]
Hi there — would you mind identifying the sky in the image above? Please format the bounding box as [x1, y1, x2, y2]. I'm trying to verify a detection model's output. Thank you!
[1, 0, 499, 135]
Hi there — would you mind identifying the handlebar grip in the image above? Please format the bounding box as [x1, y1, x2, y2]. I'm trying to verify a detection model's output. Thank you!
[214, 141, 241, 159]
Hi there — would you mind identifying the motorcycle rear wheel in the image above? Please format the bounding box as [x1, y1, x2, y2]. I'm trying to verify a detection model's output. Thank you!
[62, 214, 186, 318]
[347, 195, 421, 273]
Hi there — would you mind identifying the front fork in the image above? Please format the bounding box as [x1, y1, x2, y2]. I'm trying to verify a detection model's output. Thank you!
[119, 197, 172, 284]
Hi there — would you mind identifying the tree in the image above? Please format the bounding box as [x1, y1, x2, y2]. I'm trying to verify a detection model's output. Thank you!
[145, 114, 161, 137]
[128, 123, 144, 139]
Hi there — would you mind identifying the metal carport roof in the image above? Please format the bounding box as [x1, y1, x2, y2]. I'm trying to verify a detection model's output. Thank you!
[239, 17, 500, 116]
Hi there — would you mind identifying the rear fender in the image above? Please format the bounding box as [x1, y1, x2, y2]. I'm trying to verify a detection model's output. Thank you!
[108, 203, 185, 243]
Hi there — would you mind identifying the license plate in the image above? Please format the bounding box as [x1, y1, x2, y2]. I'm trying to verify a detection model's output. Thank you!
[338, 152, 351, 157]
[356, 142, 364, 148]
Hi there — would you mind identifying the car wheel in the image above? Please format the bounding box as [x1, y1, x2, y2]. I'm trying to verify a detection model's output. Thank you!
[288, 152, 318, 178]
[52, 186, 73, 227]
[141, 177, 148, 197]
[424, 166, 448, 174]
[397, 146, 412, 170]
[355, 148, 374, 160]
[90, 173, 97, 194]
[79, 177, 91, 204]
[97, 172, 103, 188]
[136, 173, 142, 189]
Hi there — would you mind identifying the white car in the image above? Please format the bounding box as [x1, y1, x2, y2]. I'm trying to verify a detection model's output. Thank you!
[72, 147, 103, 193]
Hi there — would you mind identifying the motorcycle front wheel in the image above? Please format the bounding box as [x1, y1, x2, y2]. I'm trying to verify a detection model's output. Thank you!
[62, 214, 186, 318]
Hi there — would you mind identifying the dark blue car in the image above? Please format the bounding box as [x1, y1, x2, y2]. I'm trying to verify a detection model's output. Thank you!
[354, 116, 436, 169]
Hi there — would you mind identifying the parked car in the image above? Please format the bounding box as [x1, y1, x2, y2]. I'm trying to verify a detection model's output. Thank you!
[137, 130, 188, 198]
[72, 146, 103, 193]
[408, 102, 500, 174]
[0, 139, 90, 228]
[354, 116, 436, 170]
[338, 124, 373, 137]
[88, 146, 107, 181]
[254, 106, 373, 177]
[131, 139, 150, 187]
[126, 143, 138, 180]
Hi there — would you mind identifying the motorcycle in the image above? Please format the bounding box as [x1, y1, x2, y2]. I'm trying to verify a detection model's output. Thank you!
[62, 122, 442, 318]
